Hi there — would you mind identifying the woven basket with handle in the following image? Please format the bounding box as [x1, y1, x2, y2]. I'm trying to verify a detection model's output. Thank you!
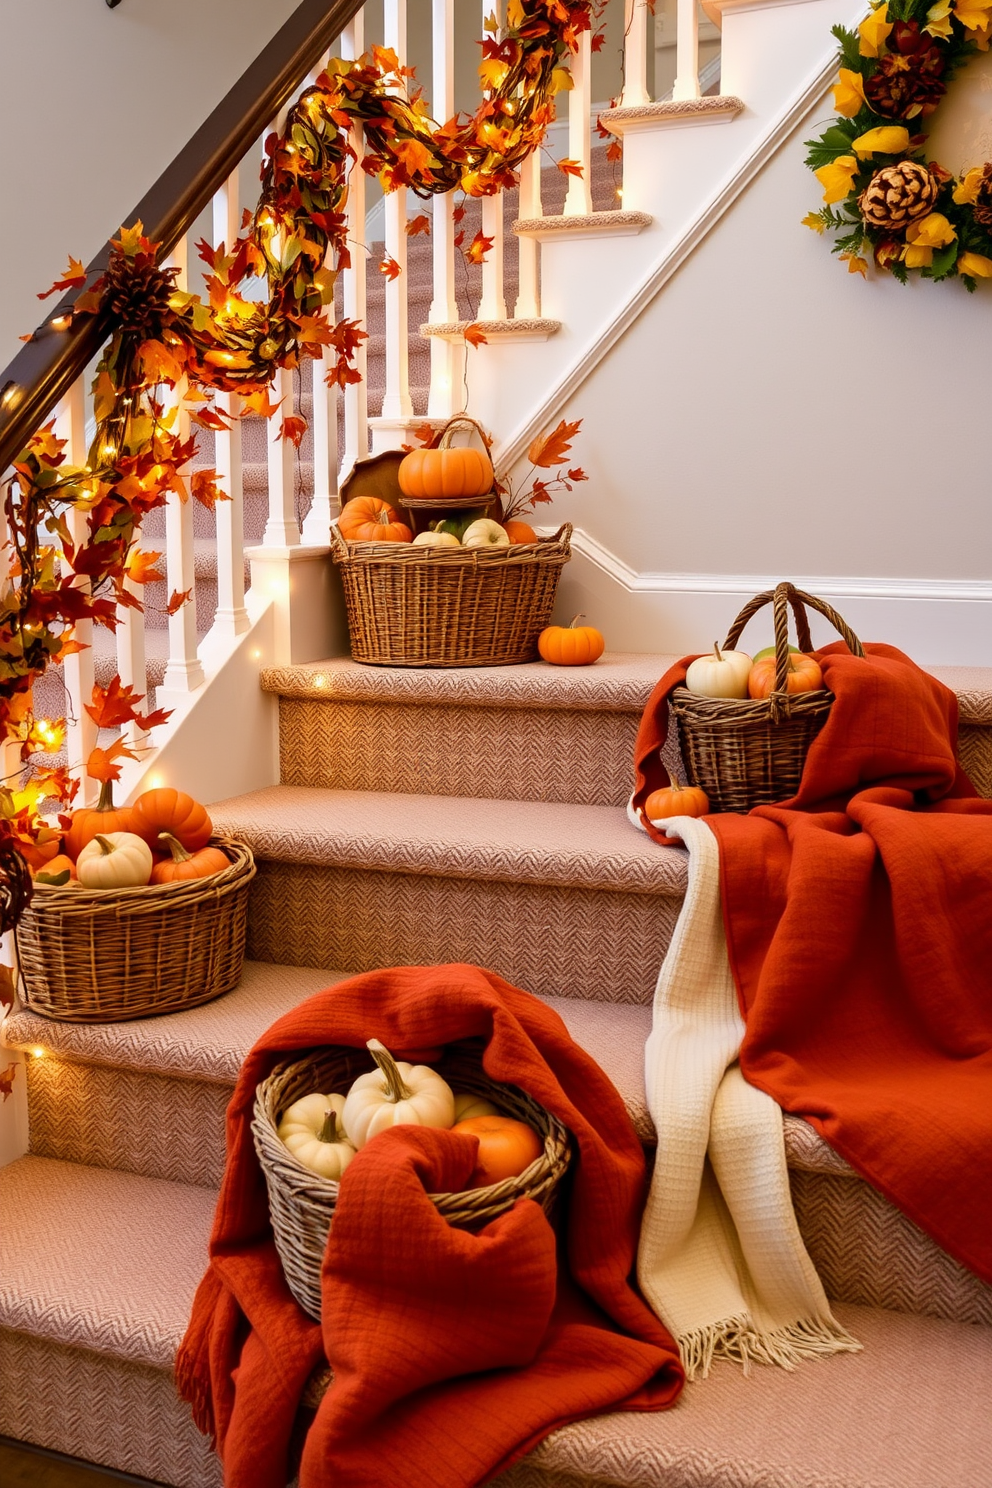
[395, 414, 497, 518]
[669, 582, 865, 813]
[253, 1039, 572, 1322]
[14, 839, 255, 1022]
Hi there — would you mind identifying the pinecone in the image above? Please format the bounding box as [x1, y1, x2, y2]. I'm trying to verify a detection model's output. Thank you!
[864, 21, 947, 120]
[974, 162, 992, 228]
[859, 162, 939, 230]
[100, 252, 178, 340]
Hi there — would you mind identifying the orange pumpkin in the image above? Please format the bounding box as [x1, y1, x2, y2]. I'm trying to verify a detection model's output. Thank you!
[502, 519, 538, 544]
[338, 497, 412, 544]
[747, 652, 824, 699]
[33, 852, 76, 883]
[63, 781, 136, 861]
[130, 789, 213, 852]
[398, 445, 493, 501]
[644, 771, 710, 824]
[454, 1115, 544, 1188]
[150, 831, 230, 884]
[538, 614, 606, 667]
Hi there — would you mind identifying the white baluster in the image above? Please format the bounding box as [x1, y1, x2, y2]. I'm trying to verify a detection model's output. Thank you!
[212, 169, 249, 634]
[159, 237, 206, 696]
[303, 356, 339, 542]
[564, 30, 594, 215]
[479, 0, 508, 320]
[673, 0, 702, 101]
[380, 0, 414, 423]
[341, 16, 369, 470]
[427, 0, 461, 418]
[514, 150, 542, 319]
[263, 364, 300, 545]
[55, 378, 97, 801]
[620, 0, 651, 107]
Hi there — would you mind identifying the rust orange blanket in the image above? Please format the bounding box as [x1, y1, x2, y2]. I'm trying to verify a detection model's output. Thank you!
[176, 964, 683, 1488]
[632, 642, 992, 1285]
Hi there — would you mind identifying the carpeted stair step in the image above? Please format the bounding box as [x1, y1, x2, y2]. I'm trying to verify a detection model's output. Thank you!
[208, 784, 689, 1004]
[2, 1155, 989, 1488]
[264, 652, 682, 807]
[6, 964, 990, 1330]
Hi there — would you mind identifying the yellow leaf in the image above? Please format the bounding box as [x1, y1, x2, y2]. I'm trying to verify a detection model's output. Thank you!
[814, 155, 858, 204]
[953, 168, 985, 205]
[905, 212, 956, 249]
[958, 251, 992, 278]
[852, 126, 910, 158]
[832, 68, 867, 118]
[858, 5, 893, 56]
[801, 212, 826, 234]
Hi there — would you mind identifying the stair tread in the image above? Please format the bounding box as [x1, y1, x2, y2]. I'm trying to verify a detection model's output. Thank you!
[0, 1156, 213, 1371]
[2, 1156, 987, 1486]
[209, 785, 689, 896]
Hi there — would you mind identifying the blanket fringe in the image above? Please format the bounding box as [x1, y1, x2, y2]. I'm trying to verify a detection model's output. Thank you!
[678, 1313, 862, 1382]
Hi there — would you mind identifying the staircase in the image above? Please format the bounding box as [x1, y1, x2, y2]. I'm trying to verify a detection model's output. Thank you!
[2, 656, 991, 1487]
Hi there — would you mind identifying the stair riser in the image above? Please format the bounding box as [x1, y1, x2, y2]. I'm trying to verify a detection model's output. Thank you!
[279, 695, 647, 806]
[246, 862, 681, 1005]
[0, 1328, 221, 1488]
[959, 723, 991, 798]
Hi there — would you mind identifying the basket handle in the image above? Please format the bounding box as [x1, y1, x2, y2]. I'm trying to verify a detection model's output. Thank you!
[437, 414, 493, 452]
[723, 582, 865, 693]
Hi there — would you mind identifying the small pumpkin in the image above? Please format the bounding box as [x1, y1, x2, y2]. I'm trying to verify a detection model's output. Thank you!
[277, 1093, 356, 1181]
[34, 853, 77, 886]
[502, 519, 538, 544]
[538, 614, 605, 667]
[338, 496, 412, 544]
[63, 779, 135, 861]
[76, 832, 153, 890]
[452, 1091, 500, 1123]
[644, 771, 710, 825]
[685, 643, 753, 700]
[149, 832, 230, 884]
[748, 652, 824, 699]
[462, 518, 509, 549]
[130, 789, 212, 853]
[412, 529, 460, 548]
[342, 1039, 455, 1149]
[398, 431, 493, 500]
[453, 1115, 543, 1189]
[16, 833, 62, 873]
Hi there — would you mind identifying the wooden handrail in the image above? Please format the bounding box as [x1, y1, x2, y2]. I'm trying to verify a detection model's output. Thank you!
[0, 0, 361, 472]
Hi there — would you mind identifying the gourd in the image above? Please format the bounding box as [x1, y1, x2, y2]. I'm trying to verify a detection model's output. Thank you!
[748, 652, 824, 699]
[453, 1115, 543, 1188]
[63, 779, 136, 861]
[538, 615, 606, 667]
[130, 789, 212, 853]
[644, 771, 710, 825]
[338, 497, 412, 544]
[461, 518, 509, 549]
[412, 530, 461, 548]
[150, 832, 230, 884]
[397, 421, 494, 500]
[342, 1039, 455, 1149]
[277, 1093, 356, 1181]
[684, 643, 753, 700]
[76, 832, 154, 890]
[452, 1091, 500, 1123]
[502, 520, 538, 544]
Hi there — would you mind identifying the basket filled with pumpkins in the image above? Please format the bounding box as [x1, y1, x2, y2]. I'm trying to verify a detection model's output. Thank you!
[668, 582, 865, 813]
[329, 415, 574, 668]
[252, 1036, 571, 1321]
[15, 783, 255, 1023]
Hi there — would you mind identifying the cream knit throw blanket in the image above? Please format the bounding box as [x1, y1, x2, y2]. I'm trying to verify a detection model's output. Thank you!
[631, 810, 860, 1380]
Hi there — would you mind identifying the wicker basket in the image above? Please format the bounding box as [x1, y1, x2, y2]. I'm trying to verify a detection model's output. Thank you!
[253, 1039, 572, 1321]
[330, 521, 572, 667]
[669, 583, 865, 813]
[14, 839, 255, 1022]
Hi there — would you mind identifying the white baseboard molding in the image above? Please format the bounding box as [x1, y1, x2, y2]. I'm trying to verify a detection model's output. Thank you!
[550, 527, 992, 668]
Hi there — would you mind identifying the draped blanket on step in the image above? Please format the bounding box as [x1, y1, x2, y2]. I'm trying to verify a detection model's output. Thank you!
[176, 965, 683, 1488]
[632, 642, 992, 1338]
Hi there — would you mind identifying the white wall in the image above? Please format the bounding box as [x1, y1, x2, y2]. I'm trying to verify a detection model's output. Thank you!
[0, 0, 301, 365]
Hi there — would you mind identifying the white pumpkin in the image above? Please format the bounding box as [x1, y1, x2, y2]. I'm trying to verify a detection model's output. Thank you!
[76, 832, 153, 890]
[412, 530, 461, 548]
[277, 1092, 356, 1180]
[452, 1091, 500, 1122]
[343, 1039, 455, 1148]
[461, 518, 510, 550]
[685, 643, 753, 700]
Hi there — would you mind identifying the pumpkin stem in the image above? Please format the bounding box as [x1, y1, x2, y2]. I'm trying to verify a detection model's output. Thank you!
[712, 642, 724, 662]
[157, 831, 192, 865]
[367, 1038, 414, 1103]
[96, 779, 116, 812]
[319, 1108, 342, 1143]
[93, 834, 116, 856]
[665, 768, 683, 794]
[569, 613, 586, 630]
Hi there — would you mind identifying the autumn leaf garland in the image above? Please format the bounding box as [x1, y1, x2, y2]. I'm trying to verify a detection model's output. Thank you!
[804, 0, 992, 285]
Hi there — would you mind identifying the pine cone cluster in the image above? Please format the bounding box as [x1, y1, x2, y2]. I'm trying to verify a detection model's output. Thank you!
[864, 20, 947, 120]
[974, 162, 992, 228]
[859, 162, 939, 230]
[101, 253, 178, 340]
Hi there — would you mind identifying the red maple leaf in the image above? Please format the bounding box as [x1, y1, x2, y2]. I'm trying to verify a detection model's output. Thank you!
[84, 676, 147, 730]
[38, 255, 87, 300]
[465, 232, 494, 265]
[166, 588, 193, 617]
[528, 418, 583, 468]
[278, 414, 308, 448]
[463, 323, 488, 349]
[406, 214, 431, 237]
[379, 254, 402, 281]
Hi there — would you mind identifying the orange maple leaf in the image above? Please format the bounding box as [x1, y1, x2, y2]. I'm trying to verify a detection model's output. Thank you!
[166, 588, 193, 617]
[278, 414, 308, 448]
[241, 388, 283, 419]
[127, 550, 165, 585]
[38, 255, 87, 301]
[463, 323, 489, 349]
[84, 676, 148, 730]
[379, 254, 402, 281]
[557, 159, 584, 180]
[465, 232, 494, 265]
[406, 214, 431, 237]
[86, 738, 138, 785]
[191, 469, 229, 509]
[528, 418, 583, 468]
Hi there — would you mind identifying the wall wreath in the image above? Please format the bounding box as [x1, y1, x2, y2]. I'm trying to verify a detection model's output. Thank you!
[804, 0, 992, 285]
